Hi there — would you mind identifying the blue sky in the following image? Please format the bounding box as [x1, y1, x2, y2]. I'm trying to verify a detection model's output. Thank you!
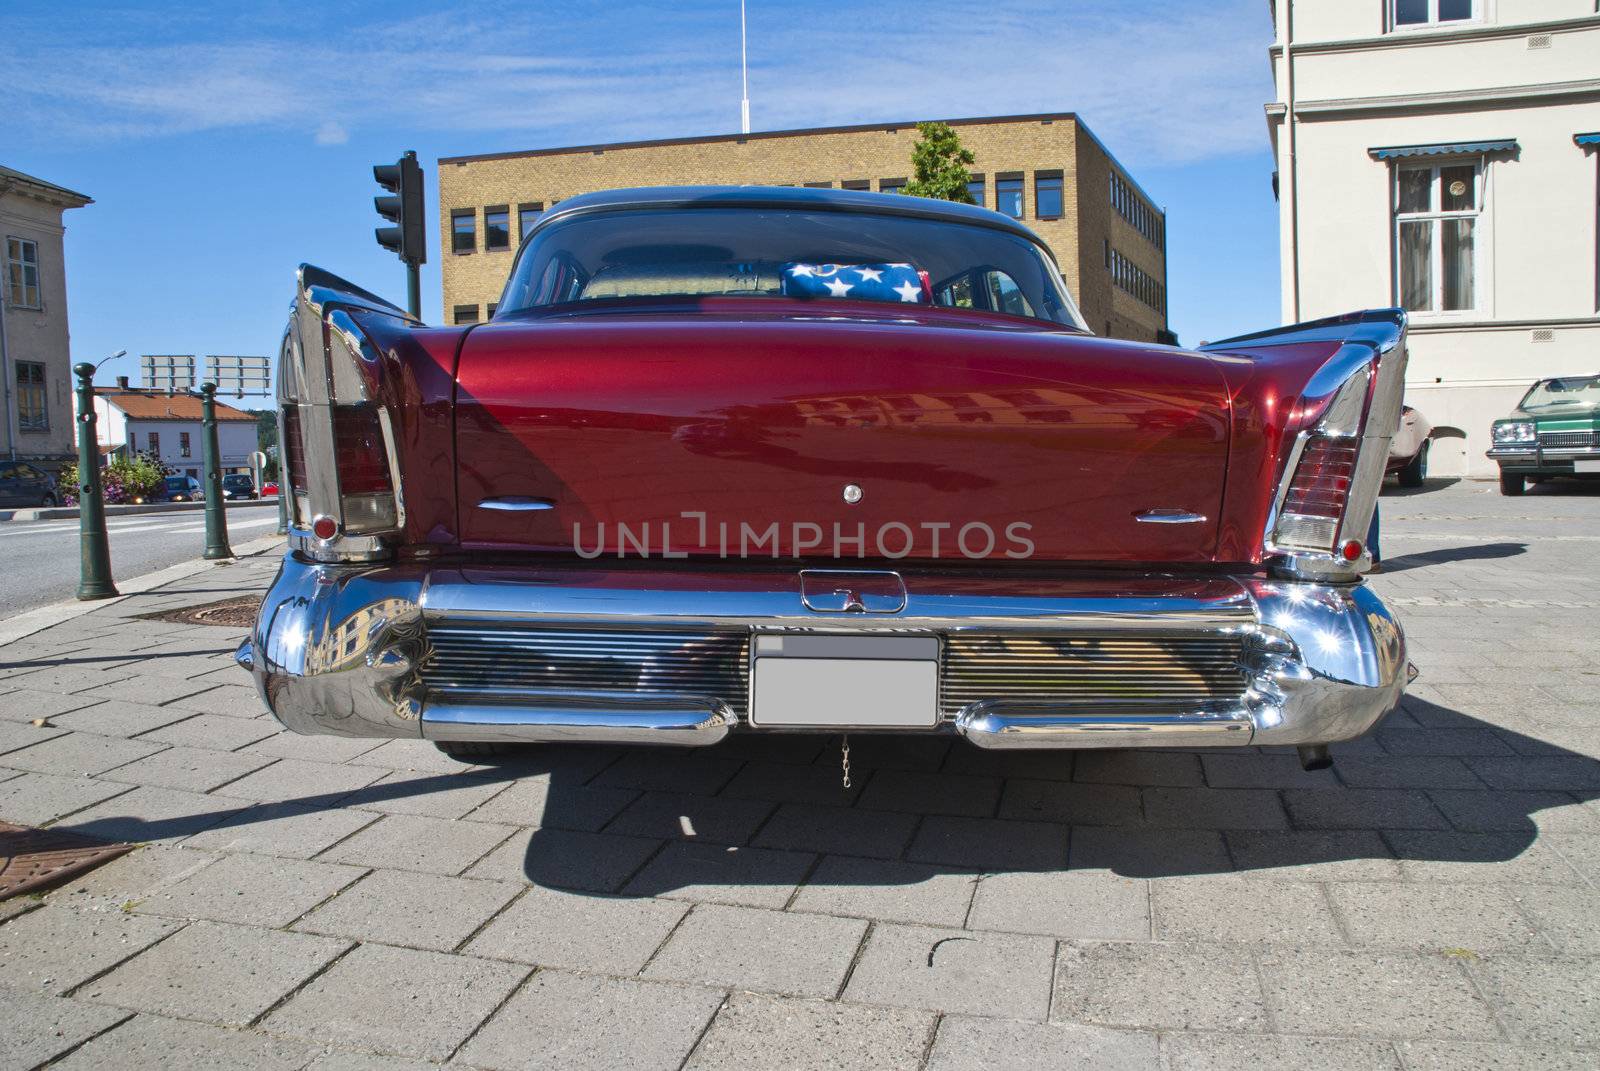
[2, 1, 1281, 391]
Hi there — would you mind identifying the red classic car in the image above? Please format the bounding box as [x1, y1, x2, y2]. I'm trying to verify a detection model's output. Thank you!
[237, 187, 1411, 773]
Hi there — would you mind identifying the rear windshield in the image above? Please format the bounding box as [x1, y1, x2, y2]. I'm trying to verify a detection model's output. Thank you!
[223, 475, 252, 487]
[497, 206, 1086, 328]
[1520, 376, 1600, 411]
[165, 477, 187, 490]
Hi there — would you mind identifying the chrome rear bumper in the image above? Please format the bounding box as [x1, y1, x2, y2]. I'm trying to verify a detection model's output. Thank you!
[236, 555, 1409, 751]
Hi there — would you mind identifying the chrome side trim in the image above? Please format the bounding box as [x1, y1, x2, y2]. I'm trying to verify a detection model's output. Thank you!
[477, 497, 557, 511]
[1134, 509, 1207, 524]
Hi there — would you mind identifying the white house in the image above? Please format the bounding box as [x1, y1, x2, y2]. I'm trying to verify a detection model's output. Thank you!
[91, 379, 260, 478]
[1268, 0, 1599, 476]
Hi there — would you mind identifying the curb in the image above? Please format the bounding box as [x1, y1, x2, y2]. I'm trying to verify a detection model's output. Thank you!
[0, 534, 285, 649]
[0, 498, 280, 524]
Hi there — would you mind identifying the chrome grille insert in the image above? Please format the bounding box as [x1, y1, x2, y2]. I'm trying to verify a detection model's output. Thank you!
[1538, 431, 1600, 449]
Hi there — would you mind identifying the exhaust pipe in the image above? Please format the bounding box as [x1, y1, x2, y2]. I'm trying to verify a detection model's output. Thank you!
[1297, 744, 1332, 771]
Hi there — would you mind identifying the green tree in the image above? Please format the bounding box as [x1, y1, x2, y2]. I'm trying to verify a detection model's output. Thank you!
[902, 122, 976, 204]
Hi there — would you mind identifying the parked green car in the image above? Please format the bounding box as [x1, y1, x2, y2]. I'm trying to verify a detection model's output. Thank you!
[1486, 375, 1600, 495]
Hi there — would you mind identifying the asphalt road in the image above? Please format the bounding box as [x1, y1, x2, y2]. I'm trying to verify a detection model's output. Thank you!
[0, 502, 283, 619]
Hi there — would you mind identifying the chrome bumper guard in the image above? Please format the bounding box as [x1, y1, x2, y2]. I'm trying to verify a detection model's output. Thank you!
[236, 555, 1409, 751]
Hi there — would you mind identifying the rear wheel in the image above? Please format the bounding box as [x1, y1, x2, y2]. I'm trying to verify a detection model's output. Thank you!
[433, 740, 525, 761]
[1397, 443, 1428, 488]
[1499, 470, 1526, 496]
[40, 493, 57, 507]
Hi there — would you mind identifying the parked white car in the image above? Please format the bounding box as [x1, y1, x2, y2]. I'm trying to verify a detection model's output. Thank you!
[1387, 405, 1432, 487]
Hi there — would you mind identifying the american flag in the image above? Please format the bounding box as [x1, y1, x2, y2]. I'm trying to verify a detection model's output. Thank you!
[782, 263, 930, 304]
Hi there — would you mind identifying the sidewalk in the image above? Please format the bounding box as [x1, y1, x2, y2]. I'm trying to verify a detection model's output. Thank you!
[2, 481, 1598, 1069]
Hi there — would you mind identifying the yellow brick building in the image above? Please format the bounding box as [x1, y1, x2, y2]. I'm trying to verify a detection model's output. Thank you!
[438, 113, 1171, 342]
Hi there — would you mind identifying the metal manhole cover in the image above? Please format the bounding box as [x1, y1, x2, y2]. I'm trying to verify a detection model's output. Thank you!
[137, 595, 261, 628]
[0, 822, 134, 901]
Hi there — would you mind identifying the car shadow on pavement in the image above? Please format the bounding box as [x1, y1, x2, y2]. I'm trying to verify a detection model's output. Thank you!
[1381, 541, 1527, 573]
[1379, 477, 1460, 497]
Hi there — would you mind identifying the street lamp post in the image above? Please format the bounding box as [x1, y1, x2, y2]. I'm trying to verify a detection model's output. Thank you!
[73, 362, 118, 599]
[199, 383, 234, 559]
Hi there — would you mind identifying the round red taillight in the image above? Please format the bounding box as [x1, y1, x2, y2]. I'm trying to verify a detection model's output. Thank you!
[1340, 539, 1364, 562]
[311, 516, 338, 541]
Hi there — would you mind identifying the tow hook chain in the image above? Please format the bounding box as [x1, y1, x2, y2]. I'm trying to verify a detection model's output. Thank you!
[840, 734, 852, 789]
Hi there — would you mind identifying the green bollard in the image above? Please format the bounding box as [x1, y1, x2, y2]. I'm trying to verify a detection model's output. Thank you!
[276, 474, 288, 535]
[73, 363, 119, 599]
[199, 383, 234, 560]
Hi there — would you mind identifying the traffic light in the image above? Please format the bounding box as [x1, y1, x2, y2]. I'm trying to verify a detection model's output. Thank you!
[373, 151, 425, 266]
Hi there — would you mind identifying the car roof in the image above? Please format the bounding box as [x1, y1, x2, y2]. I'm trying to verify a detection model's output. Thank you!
[531, 185, 1054, 260]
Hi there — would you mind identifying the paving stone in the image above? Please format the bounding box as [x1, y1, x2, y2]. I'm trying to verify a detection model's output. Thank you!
[1334, 757, 1488, 790]
[461, 969, 723, 1071]
[1142, 787, 1290, 830]
[98, 744, 276, 793]
[4, 665, 138, 694]
[1388, 831, 1586, 885]
[82, 920, 349, 1027]
[927, 1015, 1159, 1071]
[260, 942, 526, 1061]
[688, 992, 932, 1071]
[1162, 1032, 1401, 1070]
[1397, 1039, 1599, 1071]
[1515, 885, 1600, 955]
[1256, 948, 1499, 1040]
[466, 826, 663, 892]
[466, 884, 687, 973]
[1328, 882, 1544, 952]
[1471, 955, 1600, 1048]
[1069, 828, 1232, 879]
[161, 683, 270, 717]
[240, 731, 385, 763]
[462, 775, 638, 831]
[0, 906, 184, 996]
[856, 769, 1002, 817]
[51, 1012, 319, 1070]
[182, 800, 380, 859]
[301, 1052, 442, 1071]
[1282, 788, 1451, 830]
[49, 845, 222, 913]
[1376, 727, 1516, 757]
[1053, 941, 1267, 1031]
[1075, 750, 1204, 788]
[0, 732, 167, 777]
[56, 785, 240, 843]
[0, 718, 69, 754]
[907, 814, 1069, 870]
[319, 812, 515, 876]
[1468, 757, 1600, 792]
[1199, 753, 1341, 789]
[338, 768, 516, 820]
[295, 868, 520, 952]
[50, 700, 204, 741]
[815, 735, 952, 774]
[75, 675, 214, 707]
[209, 757, 386, 803]
[0, 770, 132, 825]
[970, 870, 1148, 941]
[0, 992, 129, 1070]
[133, 852, 362, 927]
[136, 713, 279, 752]
[790, 856, 977, 927]
[941, 746, 1077, 782]
[1223, 829, 1405, 882]
[644, 903, 866, 998]
[844, 922, 1055, 1020]
[1154, 876, 1341, 946]
[0, 688, 105, 725]
[605, 790, 775, 844]
[593, 751, 744, 795]
[752, 802, 919, 860]
[720, 759, 866, 805]
[1546, 832, 1600, 884]
[623, 841, 814, 908]
[997, 778, 1143, 825]
[347, 737, 493, 773]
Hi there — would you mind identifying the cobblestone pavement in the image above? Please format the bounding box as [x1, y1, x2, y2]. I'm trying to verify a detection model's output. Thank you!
[1, 478, 1597, 1069]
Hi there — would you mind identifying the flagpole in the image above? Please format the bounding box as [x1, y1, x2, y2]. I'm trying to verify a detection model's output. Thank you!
[740, 0, 750, 134]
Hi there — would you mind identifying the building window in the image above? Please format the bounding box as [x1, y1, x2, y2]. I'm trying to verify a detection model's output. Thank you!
[179, 431, 191, 457]
[1393, 0, 1474, 28]
[880, 178, 907, 195]
[453, 304, 480, 325]
[5, 237, 41, 309]
[1036, 171, 1064, 219]
[1109, 172, 1163, 247]
[15, 361, 47, 430]
[966, 175, 985, 207]
[148, 431, 160, 454]
[484, 205, 510, 251]
[451, 210, 476, 254]
[1394, 160, 1480, 313]
[841, 179, 870, 191]
[996, 175, 1024, 219]
[486, 302, 498, 319]
[803, 181, 833, 188]
[1108, 248, 1166, 315]
[518, 202, 544, 239]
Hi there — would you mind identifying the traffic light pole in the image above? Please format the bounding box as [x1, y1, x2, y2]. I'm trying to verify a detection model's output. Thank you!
[199, 383, 234, 560]
[407, 261, 421, 320]
[73, 363, 118, 599]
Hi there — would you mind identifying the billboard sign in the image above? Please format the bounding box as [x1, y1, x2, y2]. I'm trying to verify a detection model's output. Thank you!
[140, 354, 195, 392]
[205, 355, 271, 397]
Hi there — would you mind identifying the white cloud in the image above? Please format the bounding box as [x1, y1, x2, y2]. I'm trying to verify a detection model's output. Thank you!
[314, 120, 349, 146]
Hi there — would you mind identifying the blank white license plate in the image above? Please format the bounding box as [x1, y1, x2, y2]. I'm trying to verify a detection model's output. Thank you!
[1575, 460, 1600, 473]
[749, 635, 938, 729]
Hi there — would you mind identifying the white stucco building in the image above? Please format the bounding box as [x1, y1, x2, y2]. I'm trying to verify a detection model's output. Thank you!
[90, 380, 260, 478]
[1268, 1, 1599, 476]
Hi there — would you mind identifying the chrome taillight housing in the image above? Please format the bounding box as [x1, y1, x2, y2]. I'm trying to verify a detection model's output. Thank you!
[278, 267, 410, 562]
